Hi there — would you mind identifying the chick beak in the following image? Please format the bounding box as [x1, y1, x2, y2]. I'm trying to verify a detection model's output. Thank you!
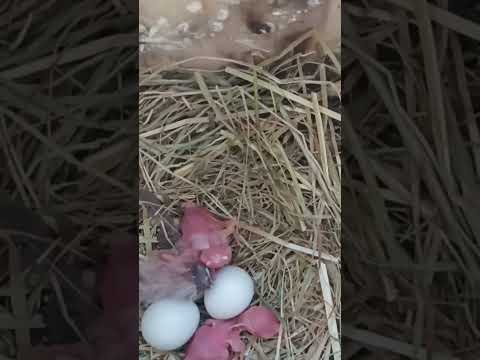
[192, 263, 212, 294]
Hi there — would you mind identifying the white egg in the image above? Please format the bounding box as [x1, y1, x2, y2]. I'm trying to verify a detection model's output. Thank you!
[204, 265, 254, 319]
[141, 298, 200, 351]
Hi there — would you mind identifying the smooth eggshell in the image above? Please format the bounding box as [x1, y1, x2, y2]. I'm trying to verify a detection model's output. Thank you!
[141, 299, 200, 351]
[204, 266, 254, 320]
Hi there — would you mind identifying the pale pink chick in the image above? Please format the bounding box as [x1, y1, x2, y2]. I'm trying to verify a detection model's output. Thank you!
[139, 249, 200, 304]
[184, 319, 243, 360]
[185, 306, 280, 360]
[139, 202, 236, 304]
[179, 201, 236, 270]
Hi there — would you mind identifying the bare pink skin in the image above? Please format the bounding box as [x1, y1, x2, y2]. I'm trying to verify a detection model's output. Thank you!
[139, 203, 236, 304]
[235, 306, 280, 338]
[185, 306, 280, 360]
[185, 319, 241, 360]
[27, 204, 237, 359]
[199, 244, 232, 269]
[179, 201, 236, 270]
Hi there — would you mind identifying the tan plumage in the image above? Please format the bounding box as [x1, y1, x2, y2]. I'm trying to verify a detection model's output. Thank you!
[139, 0, 340, 70]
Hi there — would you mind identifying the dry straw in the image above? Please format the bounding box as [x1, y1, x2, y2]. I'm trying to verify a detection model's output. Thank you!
[139, 32, 341, 359]
[343, 0, 480, 359]
[0, 1, 137, 358]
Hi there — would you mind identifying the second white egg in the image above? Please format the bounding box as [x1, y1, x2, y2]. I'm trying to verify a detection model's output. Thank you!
[204, 265, 254, 319]
[141, 298, 200, 351]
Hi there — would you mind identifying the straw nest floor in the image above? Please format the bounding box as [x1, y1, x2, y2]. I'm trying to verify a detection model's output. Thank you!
[139, 32, 341, 360]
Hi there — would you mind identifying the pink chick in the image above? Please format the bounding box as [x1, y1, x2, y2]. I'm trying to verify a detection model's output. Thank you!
[185, 306, 280, 360]
[139, 202, 236, 305]
[139, 249, 201, 304]
[179, 201, 236, 270]
[184, 319, 244, 360]
[235, 306, 281, 338]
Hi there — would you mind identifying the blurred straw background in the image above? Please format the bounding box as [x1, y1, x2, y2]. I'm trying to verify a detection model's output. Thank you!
[139, 32, 341, 359]
[343, 1, 480, 359]
[0, 1, 137, 359]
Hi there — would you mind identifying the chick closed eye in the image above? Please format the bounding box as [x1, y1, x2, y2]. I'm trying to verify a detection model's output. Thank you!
[248, 21, 271, 34]
[192, 263, 212, 293]
[179, 201, 236, 269]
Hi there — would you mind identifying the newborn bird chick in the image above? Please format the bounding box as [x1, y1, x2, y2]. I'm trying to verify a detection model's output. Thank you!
[139, 202, 235, 306]
[179, 201, 236, 269]
[185, 306, 280, 360]
[139, 249, 212, 305]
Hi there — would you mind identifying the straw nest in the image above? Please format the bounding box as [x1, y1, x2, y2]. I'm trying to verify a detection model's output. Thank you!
[139, 32, 341, 360]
